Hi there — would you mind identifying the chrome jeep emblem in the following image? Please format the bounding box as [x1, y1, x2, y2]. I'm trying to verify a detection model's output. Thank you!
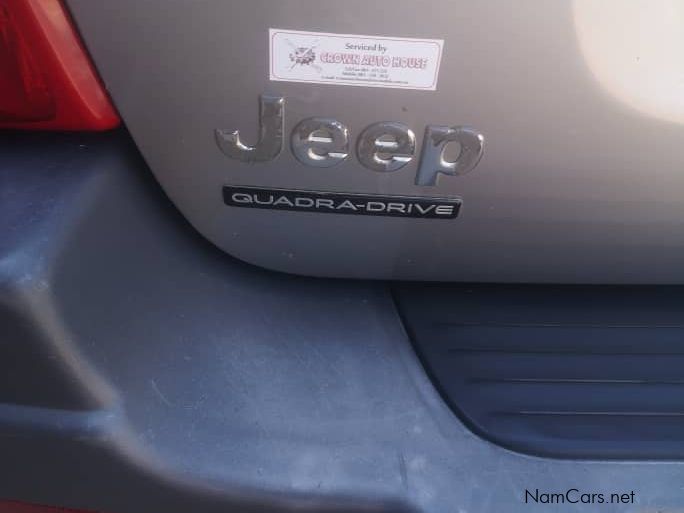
[291, 117, 349, 168]
[214, 95, 284, 162]
[357, 122, 416, 172]
[215, 95, 484, 186]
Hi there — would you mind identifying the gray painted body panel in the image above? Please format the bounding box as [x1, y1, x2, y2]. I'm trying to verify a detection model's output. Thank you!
[68, 0, 684, 282]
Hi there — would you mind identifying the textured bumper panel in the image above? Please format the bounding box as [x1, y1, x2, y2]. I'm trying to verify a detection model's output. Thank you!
[395, 283, 684, 458]
[3, 131, 684, 513]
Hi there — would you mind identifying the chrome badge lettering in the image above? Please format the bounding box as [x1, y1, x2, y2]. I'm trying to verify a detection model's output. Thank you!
[214, 95, 284, 162]
[356, 121, 415, 172]
[290, 117, 349, 167]
[415, 125, 484, 186]
[216, 95, 484, 185]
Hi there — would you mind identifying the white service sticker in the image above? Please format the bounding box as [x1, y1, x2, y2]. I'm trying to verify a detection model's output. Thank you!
[269, 29, 443, 91]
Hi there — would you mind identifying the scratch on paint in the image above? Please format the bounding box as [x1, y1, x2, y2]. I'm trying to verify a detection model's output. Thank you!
[149, 379, 173, 407]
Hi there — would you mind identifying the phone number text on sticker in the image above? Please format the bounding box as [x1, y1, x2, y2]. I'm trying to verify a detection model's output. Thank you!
[269, 29, 443, 90]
